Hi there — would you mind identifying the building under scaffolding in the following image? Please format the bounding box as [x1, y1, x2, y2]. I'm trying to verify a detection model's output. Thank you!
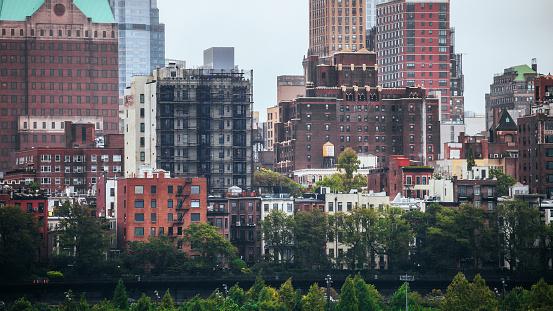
[153, 64, 254, 195]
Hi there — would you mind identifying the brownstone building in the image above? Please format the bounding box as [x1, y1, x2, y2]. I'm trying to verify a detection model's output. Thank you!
[274, 50, 440, 174]
[227, 188, 262, 264]
[5, 121, 123, 195]
[0, 0, 119, 173]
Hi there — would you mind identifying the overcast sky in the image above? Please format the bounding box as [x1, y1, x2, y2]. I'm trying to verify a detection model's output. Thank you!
[158, 0, 553, 122]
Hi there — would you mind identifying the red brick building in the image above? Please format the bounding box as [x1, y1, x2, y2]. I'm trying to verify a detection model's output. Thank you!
[274, 50, 440, 174]
[535, 74, 553, 105]
[0, 0, 119, 173]
[116, 172, 207, 249]
[5, 121, 124, 195]
[376, 0, 454, 120]
[452, 177, 498, 211]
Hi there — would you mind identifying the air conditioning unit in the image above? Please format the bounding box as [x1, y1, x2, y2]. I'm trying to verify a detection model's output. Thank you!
[33, 208, 38, 212]
[546, 92, 551, 97]
[236, 222, 241, 226]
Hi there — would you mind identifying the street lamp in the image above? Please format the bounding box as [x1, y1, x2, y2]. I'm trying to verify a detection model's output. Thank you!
[501, 278, 507, 300]
[222, 284, 228, 298]
[64, 292, 71, 311]
[154, 290, 160, 305]
[400, 274, 414, 311]
[325, 274, 332, 311]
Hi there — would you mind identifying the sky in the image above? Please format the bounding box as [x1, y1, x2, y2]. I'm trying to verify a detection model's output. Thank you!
[158, 0, 553, 123]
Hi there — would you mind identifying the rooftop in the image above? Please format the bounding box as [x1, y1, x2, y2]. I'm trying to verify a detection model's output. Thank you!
[0, 0, 115, 23]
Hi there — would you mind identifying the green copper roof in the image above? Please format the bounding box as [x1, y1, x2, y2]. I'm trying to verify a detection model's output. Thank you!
[0, 0, 44, 21]
[73, 0, 115, 23]
[0, 0, 114, 23]
[512, 64, 536, 82]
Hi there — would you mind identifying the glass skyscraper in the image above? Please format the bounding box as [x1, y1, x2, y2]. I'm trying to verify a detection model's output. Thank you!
[109, 0, 165, 103]
[366, 0, 393, 30]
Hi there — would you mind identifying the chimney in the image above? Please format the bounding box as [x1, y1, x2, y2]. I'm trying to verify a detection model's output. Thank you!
[492, 108, 500, 129]
[532, 58, 538, 73]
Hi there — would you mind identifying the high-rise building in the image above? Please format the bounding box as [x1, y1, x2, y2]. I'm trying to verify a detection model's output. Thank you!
[0, 0, 120, 174]
[485, 63, 538, 129]
[309, 0, 366, 57]
[124, 50, 254, 195]
[109, 0, 165, 104]
[365, 0, 392, 30]
[376, 0, 452, 118]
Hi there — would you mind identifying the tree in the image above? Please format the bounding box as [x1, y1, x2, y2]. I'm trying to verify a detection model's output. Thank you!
[78, 293, 90, 311]
[56, 201, 110, 275]
[312, 174, 346, 193]
[524, 278, 553, 311]
[389, 283, 421, 311]
[378, 207, 411, 271]
[180, 222, 237, 271]
[259, 210, 294, 269]
[159, 289, 175, 310]
[443, 273, 496, 311]
[125, 235, 187, 275]
[228, 284, 246, 307]
[278, 278, 296, 310]
[294, 208, 329, 269]
[302, 284, 325, 311]
[338, 147, 360, 180]
[113, 279, 129, 311]
[493, 200, 542, 271]
[246, 271, 266, 303]
[501, 286, 526, 311]
[0, 205, 41, 279]
[489, 168, 517, 197]
[354, 274, 381, 311]
[254, 168, 304, 197]
[466, 146, 476, 172]
[336, 275, 358, 311]
[132, 294, 151, 311]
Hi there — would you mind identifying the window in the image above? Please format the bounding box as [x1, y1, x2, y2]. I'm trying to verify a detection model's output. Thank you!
[168, 200, 173, 208]
[151, 185, 156, 194]
[135, 200, 144, 208]
[134, 228, 144, 236]
[168, 186, 173, 194]
[191, 185, 200, 194]
[135, 213, 144, 222]
[151, 199, 156, 208]
[134, 185, 144, 194]
[191, 200, 200, 208]
[191, 213, 200, 222]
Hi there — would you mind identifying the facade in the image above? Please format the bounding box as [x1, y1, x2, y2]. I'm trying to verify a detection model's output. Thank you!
[376, 0, 458, 120]
[5, 121, 124, 195]
[109, 0, 165, 105]
[9, 192, 49, 261]
[124, 51, 254, 195]
[308, 0, 366, 57]
[115, 169, 207, 248]
[0, 0, 120, 174]
[123, 75, 157, 176]
[260, 192, 295, 262]
[227, 187, 262, 264]
[453, 177, 498, 211]
[266, 106, 279, 151]
[485, 63, 538, 129]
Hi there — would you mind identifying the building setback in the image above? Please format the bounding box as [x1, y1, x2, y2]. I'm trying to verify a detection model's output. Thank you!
[0, 0, 120, 173]
[116, 170, 207, 248]
[485, 63, 538, 129]
[5, 121, 124, 195]
[375, 0, 455, 120]
[274, 50, 440, 174]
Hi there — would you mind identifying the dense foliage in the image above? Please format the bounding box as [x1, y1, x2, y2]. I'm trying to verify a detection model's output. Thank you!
[254, 168, 304, 197]
[4, 276, 553, 311]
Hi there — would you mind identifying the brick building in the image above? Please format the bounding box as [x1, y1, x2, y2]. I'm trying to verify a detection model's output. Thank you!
[5, 121, 124, 195]
[227, 187, 262, 265]
[375, 0, 456, 120]
[452, 177, 498, 211]
[115, 169, 207, 249]
[0, 0, 120, 173]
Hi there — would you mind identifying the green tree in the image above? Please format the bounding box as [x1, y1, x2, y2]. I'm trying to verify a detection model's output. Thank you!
[338, 147, 360, 180]
[56, 201, 110, 275]
[10, 297, 34, 311]
[0, 205, 41, 279]
[78, 293, 90, 311]
[259, 210, 294, 268]
[125, 235, 187, 275]
[524, 278, 553, 311]
[246, 271, 266, 303]
[466, 146, 476, 172]
[302, 284, 325, 311]
[294, 208, 329, 269]
[353, 274, 381, 311]
[254, 168, 304, 197]
[493, 200, 542, 272]
[113, 279, 129, 311]
[336, 275, 358, 311]
[443, 273, 496, 311]
[389, 283, 421, 311]
[311, 174, 346, 193]
[489, 168, 517, 197]
[159, 289, 175, 310]
[228, 284, 246, 307]
[501, 286, 526, 311]
[132, 294, 151, 311]
[378, 207, 411, 271]
[278, 278, 296, 310]
[180, 222, 237, 272]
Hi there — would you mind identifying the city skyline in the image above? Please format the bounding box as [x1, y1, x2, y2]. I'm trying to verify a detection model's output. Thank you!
[158, 0, 553, 123]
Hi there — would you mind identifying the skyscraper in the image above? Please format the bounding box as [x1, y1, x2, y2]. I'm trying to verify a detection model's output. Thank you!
[109, 0, 165, 103]
[309, 0, 366, 57]
[365, 0, 392, 30]
[376, 0, 452, 119]
[0, 0, 120, 173]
